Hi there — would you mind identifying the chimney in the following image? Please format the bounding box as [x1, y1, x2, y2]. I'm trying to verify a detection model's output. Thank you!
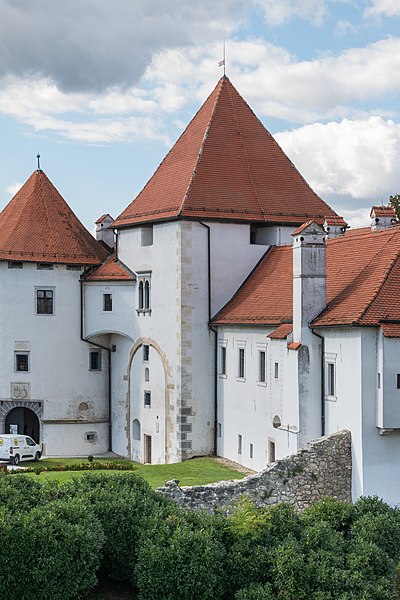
[370, 206, 396, 230]
[292, 221, 326, 342]
[323, 215, 348, 239]
[95, 214, 114, 249]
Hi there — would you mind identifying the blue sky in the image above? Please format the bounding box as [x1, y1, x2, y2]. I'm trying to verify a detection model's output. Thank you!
[1, 0, 400, 230]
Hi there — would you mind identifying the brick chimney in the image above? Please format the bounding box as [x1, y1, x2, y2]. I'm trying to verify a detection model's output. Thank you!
[292, 221, 326, 342]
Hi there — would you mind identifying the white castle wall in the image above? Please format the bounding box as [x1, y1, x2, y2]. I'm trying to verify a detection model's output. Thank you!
[0, 262, 109, 456]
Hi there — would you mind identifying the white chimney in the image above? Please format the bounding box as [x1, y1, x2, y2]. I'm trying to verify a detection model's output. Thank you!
[292, 221, 326, 342]
[370, 206, 396, 231]
[95, 214, 114, 249]
[323, 216, 348, 239]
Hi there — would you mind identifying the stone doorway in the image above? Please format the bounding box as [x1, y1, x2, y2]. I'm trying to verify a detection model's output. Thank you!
[5, 407, 40, 442]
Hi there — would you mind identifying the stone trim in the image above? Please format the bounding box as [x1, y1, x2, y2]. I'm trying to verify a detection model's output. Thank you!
[158, 430, 352, 513]
[0, 400, 43, 434]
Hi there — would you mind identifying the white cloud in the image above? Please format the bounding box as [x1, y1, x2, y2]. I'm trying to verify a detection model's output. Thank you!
[365, 0, 400, 17]
[5, 181, 23, 196]
[275, 117, 400, 207]
[257, 0, 327, 25]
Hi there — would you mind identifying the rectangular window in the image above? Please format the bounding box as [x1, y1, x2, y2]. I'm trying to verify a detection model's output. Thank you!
[89, 350, 102, 371]
[37, 263, 53, 270]
[144, 391, 151, 407]
[274, 362, 279, 379]
[8, 261, 23, 269]
[103, 293, 112, 311]
[238, 348, 245, 378]
[85, 431, 97, 443]
[327, 363, 335, 396]
[218, 423, 222, 438]
[397, 374, 400, 390]
[15, 352, 29, 372]
[378, 372, 381, 389]
[141, 225, 153, 246]
[259, 351, 266, 382]
[220, 346, 227, 375]
[250, 443, 254, 459]
[143, 345, 150, 361]
[36, 289, 54, 315]
[268, 440, 276, 463]
[66, 264, 82, 270]
[238, 434, 242, 455]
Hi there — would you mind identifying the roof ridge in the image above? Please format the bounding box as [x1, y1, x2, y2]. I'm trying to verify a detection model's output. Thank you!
[358, 229, 400, 323]
[178, 78, 225, 216]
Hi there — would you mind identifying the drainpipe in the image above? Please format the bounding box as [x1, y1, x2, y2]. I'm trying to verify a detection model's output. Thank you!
[80, 274, 112, 452]
[198, 222, 218, 455]
[311, 328, 325, 436]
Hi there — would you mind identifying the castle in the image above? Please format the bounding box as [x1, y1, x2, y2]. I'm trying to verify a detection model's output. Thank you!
[1, 76, 399, 505]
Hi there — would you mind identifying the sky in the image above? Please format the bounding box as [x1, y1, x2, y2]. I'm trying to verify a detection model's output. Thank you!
[1, 0, 400, 230]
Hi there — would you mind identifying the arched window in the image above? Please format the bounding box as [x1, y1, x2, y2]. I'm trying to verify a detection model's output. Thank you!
[144, 280, 150, 310]
[144, 367, 150, 382]
[138, 281, 144, 310]
[132, 419, 141, 441]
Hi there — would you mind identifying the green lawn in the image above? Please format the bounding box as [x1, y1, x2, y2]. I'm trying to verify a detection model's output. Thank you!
[17, 456, 245, 488]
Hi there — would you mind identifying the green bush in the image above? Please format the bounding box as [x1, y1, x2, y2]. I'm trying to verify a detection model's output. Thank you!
[235, 583, 275, 600]
[0, 498, 104, 600]
[136, 509, 226, 600]
[301, 496, 354, 533]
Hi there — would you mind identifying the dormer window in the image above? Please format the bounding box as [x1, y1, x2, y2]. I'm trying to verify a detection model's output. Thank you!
[137, 273, 151, 315]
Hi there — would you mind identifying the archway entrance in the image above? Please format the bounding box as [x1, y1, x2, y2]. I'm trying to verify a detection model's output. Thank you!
[5, 408, 40, 442]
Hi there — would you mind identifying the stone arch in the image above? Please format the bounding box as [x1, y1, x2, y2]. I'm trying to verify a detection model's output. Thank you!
[126, 338, 174, 463]
[1, 402, 43, 442]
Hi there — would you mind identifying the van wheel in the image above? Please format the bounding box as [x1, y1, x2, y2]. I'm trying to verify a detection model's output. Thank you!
[34, 452, 41, 462]
[13, 455, 20, 466]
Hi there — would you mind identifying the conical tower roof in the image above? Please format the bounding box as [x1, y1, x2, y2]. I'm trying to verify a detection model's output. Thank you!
[0, 169, 108, 265]
[114, 76, 337, 228]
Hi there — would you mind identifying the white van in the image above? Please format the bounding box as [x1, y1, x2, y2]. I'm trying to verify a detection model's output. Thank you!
[0, 435, 41, 465]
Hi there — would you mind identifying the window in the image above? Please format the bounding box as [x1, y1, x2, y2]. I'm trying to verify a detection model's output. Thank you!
[66, 264, 81, 270]
[89, 350, 102, 371]
[378, 372, 381, 389]
[250, 443, 254, 459]
[220, 346, 227, 376]
[144, 367, 150, 382]
[8, 261, 23, 269]
[36, 289, 54, 315]
[274, 362, 279, 379]
[397, 374, 400, 390]
[268, 440, 276, 463]
[141, 225, 153, 246]
[85, 432, 97, 443]
[137, 273, 151, 314]
[132, 419, 141, 441]
[327, 363, 335, 396]
[259, 351, 266, 382]
[15, 352, 29, 372]
[238, 348, 245, 379]
[144, 391, 151, 407]
[218, 423, 222, 438]
[143, 345, 149, 361]
[103, 293, 112, 311]
[238, 434, 242, 455]
[37, 263, 53, 270]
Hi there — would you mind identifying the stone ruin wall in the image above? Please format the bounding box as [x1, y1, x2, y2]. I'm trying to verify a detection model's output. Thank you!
[157, 430, 352, 513]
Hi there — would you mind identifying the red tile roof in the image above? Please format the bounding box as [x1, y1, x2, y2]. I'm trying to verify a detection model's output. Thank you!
[287, 342, 301, 350]
[95, 213, 113, 224]
[84, 253, 135, 282]
[324, 216, 348, 227]
[212, 225, 400, 332]
[370, 205, 395, 218]
[380, 323, 400, 338]
[113, 76, 337, 228]
[0, 170, 108, 265]
[268, 323, 293, 339]
[291, 220, 314, 236]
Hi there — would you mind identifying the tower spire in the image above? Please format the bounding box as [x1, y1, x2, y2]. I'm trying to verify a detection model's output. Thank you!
[36, 153, 41, 171]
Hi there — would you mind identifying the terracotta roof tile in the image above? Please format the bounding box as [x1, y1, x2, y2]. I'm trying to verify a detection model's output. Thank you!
[268, 323, 293, 339]
[287, 342, 301, 350]
[381, 323, 400, 337]
[95, 213, 113, 224]
[0, 170, 108, 265]
[114, 76, 337, 228]
[370, 205, 396, 218]
[324, 216, 348, 227]
[84, 253, 135, 282]
[291, 220, 314, 236]
[212, 225, 400, 328]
